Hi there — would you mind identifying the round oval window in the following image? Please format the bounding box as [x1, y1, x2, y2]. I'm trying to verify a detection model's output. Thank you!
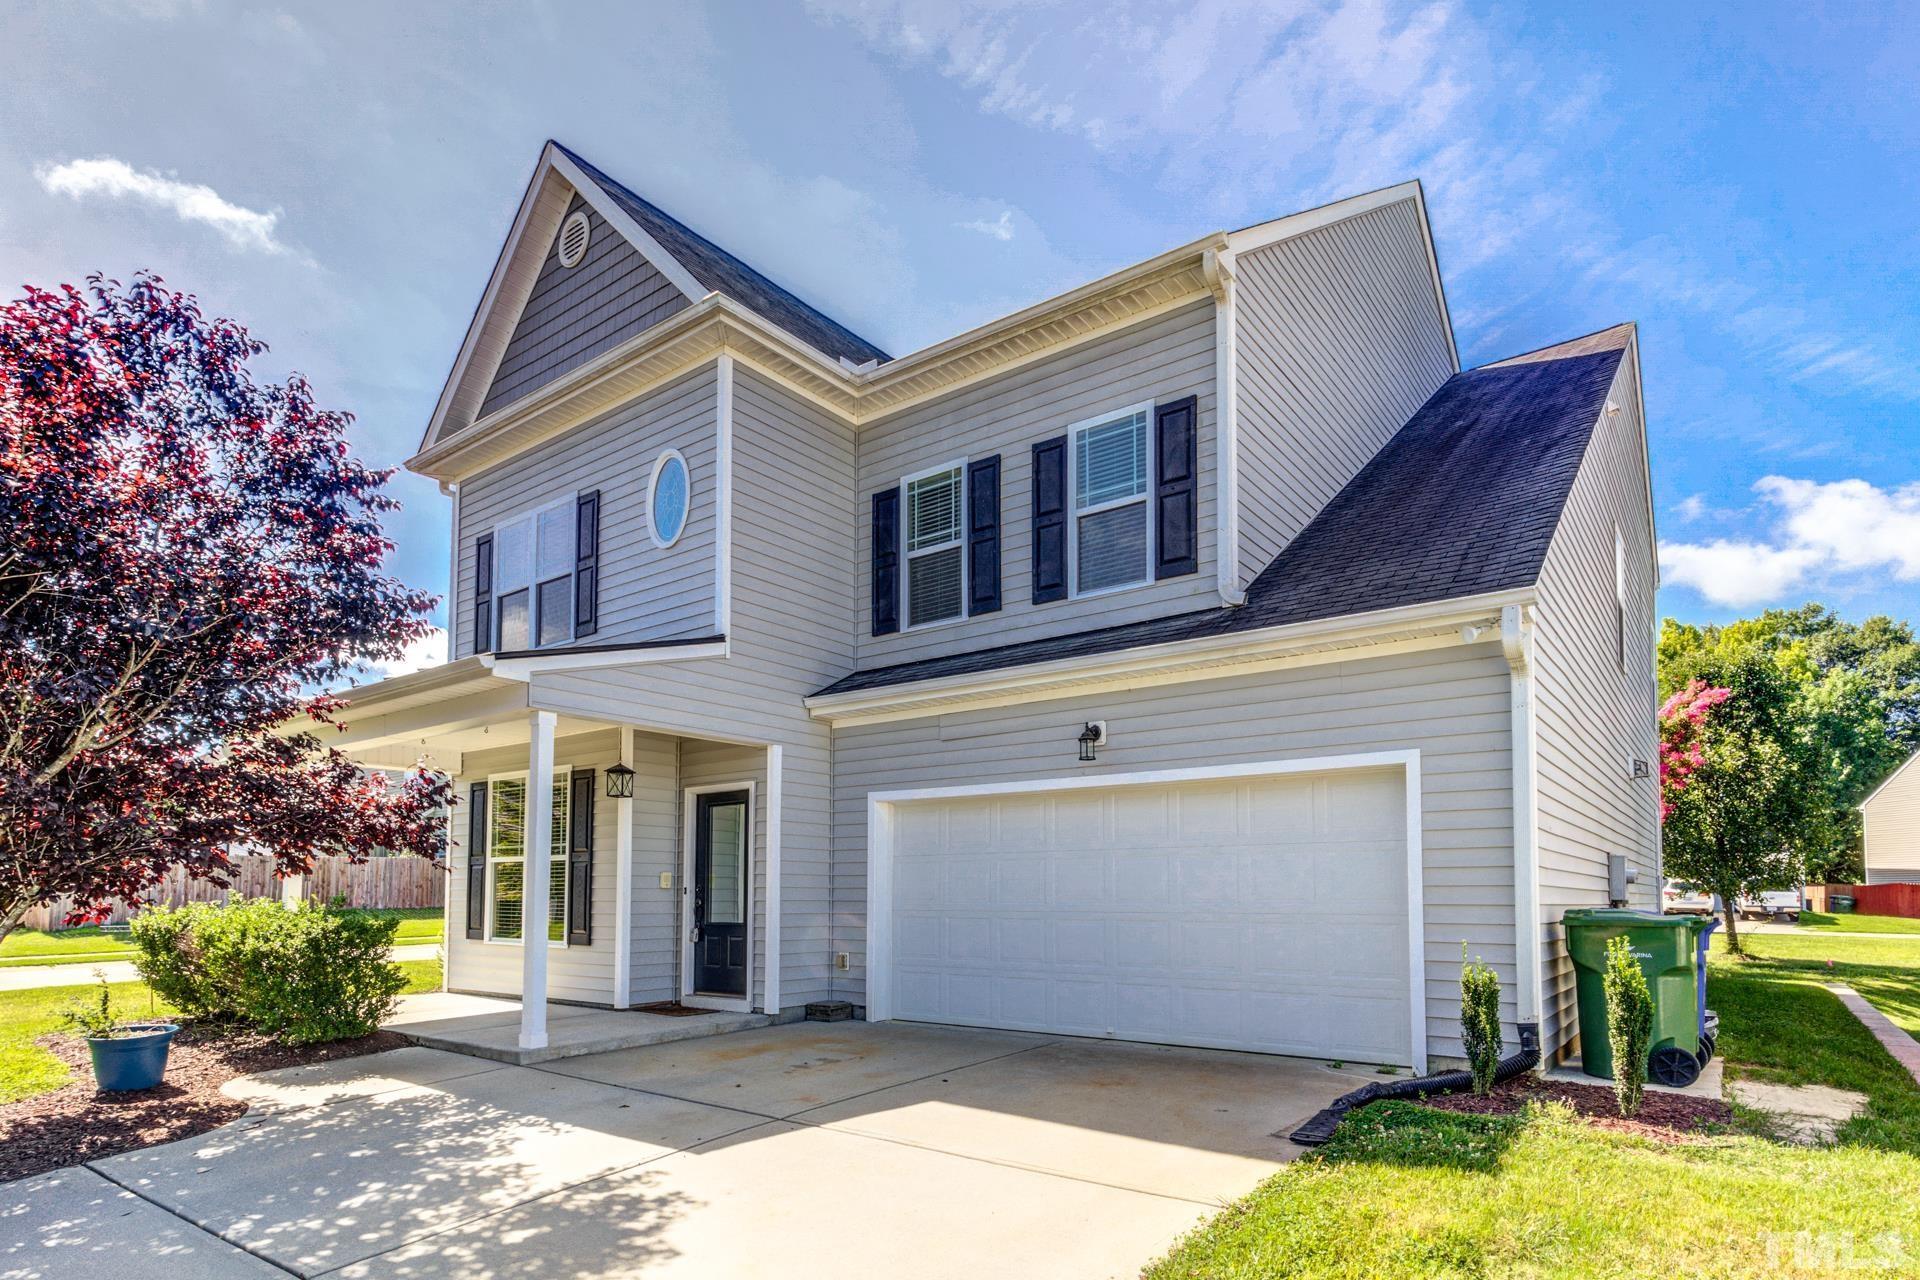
[649, 451, 690, 547]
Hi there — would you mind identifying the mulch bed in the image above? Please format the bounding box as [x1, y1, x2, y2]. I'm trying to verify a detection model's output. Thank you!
[1421, 1072, 1735, 1143]
[0, 1023, 407, 1184]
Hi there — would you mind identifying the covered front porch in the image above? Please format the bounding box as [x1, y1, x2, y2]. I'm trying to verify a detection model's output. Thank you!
[319, 654, 794, 1056]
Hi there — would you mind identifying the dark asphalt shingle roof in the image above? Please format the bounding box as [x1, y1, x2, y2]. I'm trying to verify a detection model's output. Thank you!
[815, 330, 1628, 698]
[556, 143, 891, 368]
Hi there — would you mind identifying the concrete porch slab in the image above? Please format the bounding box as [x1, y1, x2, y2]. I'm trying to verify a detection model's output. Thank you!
[384, 992, 773, 1065]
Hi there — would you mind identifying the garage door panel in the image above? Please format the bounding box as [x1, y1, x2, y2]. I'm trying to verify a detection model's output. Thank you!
[886, 769, 1413, 1065]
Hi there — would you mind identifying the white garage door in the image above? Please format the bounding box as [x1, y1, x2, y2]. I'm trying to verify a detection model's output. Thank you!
[886, 767, 1414, 1064]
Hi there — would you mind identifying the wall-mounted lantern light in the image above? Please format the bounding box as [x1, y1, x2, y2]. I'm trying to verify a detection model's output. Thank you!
[1078, 721, 1107, 763]
[604, 762, 636, 799]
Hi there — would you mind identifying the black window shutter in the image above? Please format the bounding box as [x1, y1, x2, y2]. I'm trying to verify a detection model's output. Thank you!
[967, 455, 1002, 615]
[871, 487, 901, 636]
[473, 534, 494, 654]
[1154, 396, 1199, 579]
[1031, 435, 1068, 603]
[567, 770, 594, 946]
[574, 491, 600, 638]
[465, 781, 488, 939]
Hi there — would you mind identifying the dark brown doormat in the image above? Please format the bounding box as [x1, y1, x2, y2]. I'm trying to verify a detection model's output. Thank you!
[633, 1000, 716, 1017]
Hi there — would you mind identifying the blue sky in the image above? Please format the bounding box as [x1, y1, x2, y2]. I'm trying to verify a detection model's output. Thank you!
[4, 0, 1917, 665]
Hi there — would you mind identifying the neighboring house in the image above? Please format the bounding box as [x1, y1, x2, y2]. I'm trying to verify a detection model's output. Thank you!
[308, 140, 1659, 1071]
[1862, 752, 1920, 884]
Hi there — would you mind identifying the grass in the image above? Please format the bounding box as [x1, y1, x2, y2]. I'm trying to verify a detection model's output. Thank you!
[1146, 929, 1920, 1278]
[0, 926, 136, 968]
[1799, 910, 1920, 935]
[0, 960, 442, 1107]
[0, 908, 444, 967]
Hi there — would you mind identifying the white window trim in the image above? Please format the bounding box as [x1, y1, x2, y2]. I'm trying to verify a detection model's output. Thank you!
[899, 457, 969, 633]
[648, 448, 691, 550]
[1067, 400, 1155, 600]
[680, 780, 758, 1013]
[863, 750, 1428, 1075]
[492, 492, 578, 651]
[482, 767, 572, 949]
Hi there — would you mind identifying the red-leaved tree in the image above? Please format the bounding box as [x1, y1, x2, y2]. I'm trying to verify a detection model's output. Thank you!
[0, 274, 450, 941]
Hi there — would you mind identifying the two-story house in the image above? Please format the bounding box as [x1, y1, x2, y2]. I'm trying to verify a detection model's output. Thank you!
[317, 141, 1659, 1073]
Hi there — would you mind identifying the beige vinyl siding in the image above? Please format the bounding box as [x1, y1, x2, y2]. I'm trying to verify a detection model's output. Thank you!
[1529, 354, 1660, 1055]
[1232, 197, 1455, 588]
[828, 643, 1519, 1065]
[1864, 756, 1920, 883]
[452, 364, 717, 659]
[855, 301, 1219, 665]
[445, 729, 627, 1006]
[525, 362, 856, 1012]
[480, 192, 689, 417]
[627, 730, 683, 1004]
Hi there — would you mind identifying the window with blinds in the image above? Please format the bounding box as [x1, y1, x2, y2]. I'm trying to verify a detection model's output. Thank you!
[487, 770, 571, 944]
[1072, 407, 1151, 594]
[492, 496, 577, 651]
[904, 463, 966, 628]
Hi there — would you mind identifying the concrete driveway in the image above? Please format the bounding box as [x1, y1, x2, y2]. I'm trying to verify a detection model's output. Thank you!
[3, 1021, 1359, 1279]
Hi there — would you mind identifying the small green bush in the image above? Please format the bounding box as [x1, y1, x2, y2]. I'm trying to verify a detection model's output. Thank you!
[1603, 934, 1653, 1117]
[130, 899, 405, 1045]
[1460, 943, 1502, 1095]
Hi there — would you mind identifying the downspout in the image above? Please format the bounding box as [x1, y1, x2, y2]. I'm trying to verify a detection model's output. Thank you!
[1502, 604, 1545, 1051]
[1204, 246, 1245, 607]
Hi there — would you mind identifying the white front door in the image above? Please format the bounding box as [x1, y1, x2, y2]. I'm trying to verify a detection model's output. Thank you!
[881, 766, 1415, 1065]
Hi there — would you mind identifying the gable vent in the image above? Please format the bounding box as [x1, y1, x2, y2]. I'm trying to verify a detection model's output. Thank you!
[557, 210, 592, 268]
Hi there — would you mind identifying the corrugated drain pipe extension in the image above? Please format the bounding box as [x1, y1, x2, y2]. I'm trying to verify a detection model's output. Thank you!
[1288, 1022, 1541, 1147]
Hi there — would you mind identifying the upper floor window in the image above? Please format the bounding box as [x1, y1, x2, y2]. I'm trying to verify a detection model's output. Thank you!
[904, 461, 966, 628]
[495, 495, 577, 650]
[1071, 403, 1152, 595]
[649, 450, 690, 548]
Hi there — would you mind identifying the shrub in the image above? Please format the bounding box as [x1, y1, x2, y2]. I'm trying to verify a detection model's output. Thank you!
[1603, 934, 1653, 1117]
[130, 899, 405, 1044]
[1460, 943, 1502, 1095]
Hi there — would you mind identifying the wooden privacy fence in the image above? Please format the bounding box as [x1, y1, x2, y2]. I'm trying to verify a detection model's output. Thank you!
[22, 854, 445, 932]
[1851, 882, 1920, 919]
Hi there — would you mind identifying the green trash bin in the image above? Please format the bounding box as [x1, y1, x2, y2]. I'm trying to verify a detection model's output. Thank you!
[1563, 908, 1716, 1086]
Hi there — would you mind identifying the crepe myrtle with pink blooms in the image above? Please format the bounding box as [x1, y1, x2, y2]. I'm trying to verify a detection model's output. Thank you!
[1657, 679, 1733, 821]
[0, 273, 449, 943]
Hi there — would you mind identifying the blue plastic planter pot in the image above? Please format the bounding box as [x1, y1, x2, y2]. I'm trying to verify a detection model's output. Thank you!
[87, 1024, 180, 1092]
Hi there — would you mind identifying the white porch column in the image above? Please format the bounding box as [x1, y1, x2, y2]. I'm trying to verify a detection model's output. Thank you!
[764, 744, 783, 1016]
[612, 726, 635, 1009]
[520, 709, 557, 1051]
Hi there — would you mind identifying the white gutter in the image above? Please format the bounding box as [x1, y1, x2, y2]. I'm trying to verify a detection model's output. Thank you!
[1205, 248, 1245, 607]
[1501, 603, 1544, 1037]
[482, 640, 728, 682]
[807, 588, 1534, 726]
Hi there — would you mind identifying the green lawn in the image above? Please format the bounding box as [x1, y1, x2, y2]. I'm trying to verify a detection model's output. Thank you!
[1800, 910, 1920, 935]
[1146, 929, 1920, 1278]
[0, 926, 136, 969]
[1, 908, 443, 968]
[0, 960, 442, 1106]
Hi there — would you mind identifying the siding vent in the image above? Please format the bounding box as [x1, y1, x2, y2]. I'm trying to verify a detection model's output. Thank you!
[557, 210, 592, 268]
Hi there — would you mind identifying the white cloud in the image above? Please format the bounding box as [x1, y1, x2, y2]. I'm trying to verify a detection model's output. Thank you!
[36, 156, 297, 258]
[1660, 476, 1920, 606]
[364, 626, 447, 681]
[959, 209, 1015, 240]
[1673, 494, 1708, 522]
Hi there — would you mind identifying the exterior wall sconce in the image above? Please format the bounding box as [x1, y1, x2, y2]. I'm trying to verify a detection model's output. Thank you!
[1078, 721, 1108, 763]
[604, 762, 636, 799]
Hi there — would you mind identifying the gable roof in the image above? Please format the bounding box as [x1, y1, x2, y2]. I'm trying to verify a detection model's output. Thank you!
[1862, 749, 1920, 810]
[420, 142, 890, 455]
[814, 324, 1632, 698]
[553, 145, 890, 369]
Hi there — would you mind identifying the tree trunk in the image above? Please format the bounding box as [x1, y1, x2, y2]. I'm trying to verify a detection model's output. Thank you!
[0, 896, 31, 951]
[1720, 899, 1742, 956]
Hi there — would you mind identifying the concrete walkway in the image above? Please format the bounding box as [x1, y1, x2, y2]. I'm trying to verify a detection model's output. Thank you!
[4, 1021, 1357, 1278]
[0, 944, 440, 992]
[1829, 983, 1920, 1086]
